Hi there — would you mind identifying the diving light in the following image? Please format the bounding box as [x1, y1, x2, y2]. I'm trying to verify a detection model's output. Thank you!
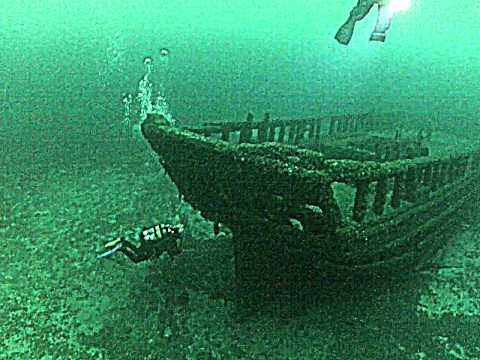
[335, 0, 411, 45]
[389, 0, 410, 13]
[370, 0, 410, 42]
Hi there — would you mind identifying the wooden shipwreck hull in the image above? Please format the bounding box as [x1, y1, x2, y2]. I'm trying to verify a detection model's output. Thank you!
[141, 112, 480, 301]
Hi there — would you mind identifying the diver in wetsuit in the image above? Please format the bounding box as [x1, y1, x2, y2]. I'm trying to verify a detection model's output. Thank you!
[335, 0, 397, 45]
[97, 223, 184, 263]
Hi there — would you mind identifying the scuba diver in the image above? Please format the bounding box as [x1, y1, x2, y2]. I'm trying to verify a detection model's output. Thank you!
[335, 0, 406, 45]
[97, 223, 184, 263]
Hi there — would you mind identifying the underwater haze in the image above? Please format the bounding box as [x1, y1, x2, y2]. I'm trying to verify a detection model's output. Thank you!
[2, 1, 480, 359]
[1, 0, 479, 131]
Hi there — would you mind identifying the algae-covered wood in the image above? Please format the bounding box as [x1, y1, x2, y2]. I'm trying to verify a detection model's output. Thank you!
[141, 113, 480, 305]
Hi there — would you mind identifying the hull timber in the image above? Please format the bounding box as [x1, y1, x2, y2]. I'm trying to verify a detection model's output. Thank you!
[141, 112, 480, 303]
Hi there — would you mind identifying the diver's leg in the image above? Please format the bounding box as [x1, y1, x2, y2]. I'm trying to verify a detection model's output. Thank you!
[118, 240, 148, 263]
[370, 3, 393, 42]
[335, 0, 376, 45]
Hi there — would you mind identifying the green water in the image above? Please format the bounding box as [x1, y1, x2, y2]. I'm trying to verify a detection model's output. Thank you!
[1, 1, 479, 359]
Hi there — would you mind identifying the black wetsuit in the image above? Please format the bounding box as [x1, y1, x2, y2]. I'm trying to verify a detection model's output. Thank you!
[118, 224, 183, 263]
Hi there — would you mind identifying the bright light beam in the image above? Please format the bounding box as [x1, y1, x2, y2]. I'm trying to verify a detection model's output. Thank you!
[389, 0, 411, 13]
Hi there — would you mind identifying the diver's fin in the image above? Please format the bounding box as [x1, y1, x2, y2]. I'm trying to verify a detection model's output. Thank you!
[96, 242, 123, 259]
[335, 19, 356, 45]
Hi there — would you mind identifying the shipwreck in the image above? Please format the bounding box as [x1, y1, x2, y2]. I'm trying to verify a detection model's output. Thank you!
[141, 111, 480, 305]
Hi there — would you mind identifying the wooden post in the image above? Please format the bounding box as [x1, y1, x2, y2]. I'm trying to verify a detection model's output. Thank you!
[268, 122, 276, 142]
[307, 121, 315, 145]
[446, 161, 455, 183]
[391, 173, 403, 208]
[239, 112, 254, 144]
[339, 117, 346, 133]
[278, 122, 286, 143]
[430, 162, 441, 192]
[347, 114, 354, 132]
[288, 123, 296, 144]
[422, 165, 432, 187]
[438, 162, 447, 186]
[221, 125, 230, 142]
[294, 121, 304, 145]
[353, 114, 359, 132]
[373, 177, 388, 215]
[257, 112, 270, 143]
[405, 166, 417, 202]
[329, 116, 336, 135]
[353, 180, 369, 222]
[315, 118, 322, 145]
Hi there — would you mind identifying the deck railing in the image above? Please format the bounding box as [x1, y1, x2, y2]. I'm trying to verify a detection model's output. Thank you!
[181, 111, 466, 225]
[187, 111, 403, 147]
[325, 151, 479, 223]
